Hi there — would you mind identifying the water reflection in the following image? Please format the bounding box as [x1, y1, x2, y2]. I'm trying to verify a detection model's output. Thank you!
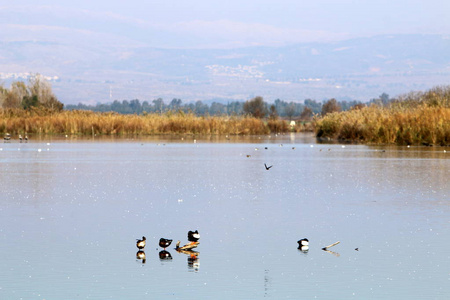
[1, 136, 448, 299]
[176, 241, 200, 271]
[136, 250, 146, 264]
[186, 251, 200, 272]
[175, 248, 200, 271]
[321, 241, 341, 257]
[297, 245, 309, 253]
[297, 238, 309, 253]
[264, 269, 272, 297]
[158, 250, 173, 260]
[322, 249, 340, 257]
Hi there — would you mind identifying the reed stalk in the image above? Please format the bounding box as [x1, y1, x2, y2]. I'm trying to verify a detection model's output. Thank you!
[315, 104, 450, 145]
[0, 109, 291, 136]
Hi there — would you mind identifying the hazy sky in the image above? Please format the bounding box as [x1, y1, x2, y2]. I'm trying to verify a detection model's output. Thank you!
[3, 0, 450, 47]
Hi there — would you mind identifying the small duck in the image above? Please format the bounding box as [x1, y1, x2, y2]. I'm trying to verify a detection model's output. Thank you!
[19, 134, 23, 142]
[136, 236, 146, 249]
[159, 238, 173, 249]
[24, 135, 28, 142]
[188, 230, 200, 242]
[297, 238, 309, 251]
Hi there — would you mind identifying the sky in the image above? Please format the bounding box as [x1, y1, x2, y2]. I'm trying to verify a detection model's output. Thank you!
[2, 0, 450, 48]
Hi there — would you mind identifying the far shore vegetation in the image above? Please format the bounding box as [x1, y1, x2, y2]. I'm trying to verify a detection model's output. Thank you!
[315, 86, 450, 146]
[1, 74, 449, 145]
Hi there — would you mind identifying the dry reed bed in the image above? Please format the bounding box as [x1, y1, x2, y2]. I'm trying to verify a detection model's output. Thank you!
[315, 105, 450, 145]
[0, 110, 291, 136]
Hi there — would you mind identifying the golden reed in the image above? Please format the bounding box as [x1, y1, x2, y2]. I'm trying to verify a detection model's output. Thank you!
[0, 109, 293, 136]
[315, 89, 450, 145]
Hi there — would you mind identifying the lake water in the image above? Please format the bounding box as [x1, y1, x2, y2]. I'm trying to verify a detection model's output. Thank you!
[0, 133, 449, 299]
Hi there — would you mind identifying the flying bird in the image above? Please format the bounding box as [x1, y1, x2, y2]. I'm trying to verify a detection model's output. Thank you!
[136, 236, 146, 250]
[159, 238, 173, 249]
[264, 163, 273, 170]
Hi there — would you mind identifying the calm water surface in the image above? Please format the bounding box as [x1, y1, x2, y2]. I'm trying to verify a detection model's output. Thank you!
[0, 134, 449, 299]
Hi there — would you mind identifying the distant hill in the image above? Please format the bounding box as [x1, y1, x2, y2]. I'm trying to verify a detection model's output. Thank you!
[1, 34, 449, 104]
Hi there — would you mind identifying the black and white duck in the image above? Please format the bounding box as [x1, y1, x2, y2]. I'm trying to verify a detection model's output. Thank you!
[188, 230, 200, 242]
[297, 238, 309, 251]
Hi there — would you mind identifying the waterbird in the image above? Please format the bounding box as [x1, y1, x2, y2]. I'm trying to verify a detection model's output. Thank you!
[188, 230, 200, 242]
[19, 134, 23, 142]
[298, 238, 309, 252]
[298, 238, 309, 247]
[136, 236, 146, 249]
[159, 238, 173, 249]
[264, 163, 272, 170]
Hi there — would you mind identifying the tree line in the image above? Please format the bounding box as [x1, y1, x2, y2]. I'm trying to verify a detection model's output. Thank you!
[65, 96, 381, 120]
[1, 75, 396, 120]
[0, 74, 64, 111]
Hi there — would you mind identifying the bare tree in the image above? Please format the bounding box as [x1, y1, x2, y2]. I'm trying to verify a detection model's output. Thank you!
[243, 96, 267, 118]
[0, 84, 8, 108]
[28, 74, 63, 111]
[300, 106, 313, 121]
[269, 104, 278, 120]
[2, 81, 27, 109]
[321, 98, 341, 116]
[285, 103, 296, 120]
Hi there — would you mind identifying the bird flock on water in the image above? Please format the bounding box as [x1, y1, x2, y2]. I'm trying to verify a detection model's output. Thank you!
[135, 230, 201, 265]
[3, 133, 28, 142]
[133, 143, 366, 263]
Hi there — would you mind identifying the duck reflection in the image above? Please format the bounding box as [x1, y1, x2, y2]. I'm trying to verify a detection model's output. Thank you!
[159, 250, 173, 260]
[176, 241, 200, 271]
[297, 238, 309, 253]
[136, 250, 146, 264]
[297, 245, 309, 253]
[187, 252, 199, 271]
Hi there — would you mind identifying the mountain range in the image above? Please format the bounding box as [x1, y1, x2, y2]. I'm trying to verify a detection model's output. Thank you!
[1, 34, 449, 105]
